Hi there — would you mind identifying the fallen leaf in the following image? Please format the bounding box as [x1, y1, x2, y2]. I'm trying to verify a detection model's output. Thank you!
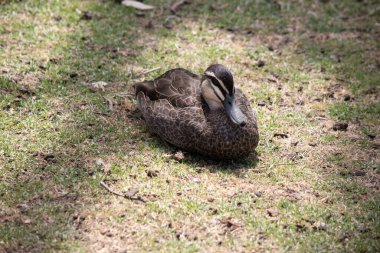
[371, 141, 380, 149]
[363, 86, 378, 95]
[104, 97, 115, 111]
[18, 85, 35, 95]
[220, 219, 240, 232]
[80, 11, 94, 20]
[291, 141, 299, 146]
[332, 122, 348, 131]
[173, 151, 184, 161]
[338, 233, 351, 242]
[274, 133, 288, 138]
[343, 94, 351, 101]
[121, 0, 155, 10]
[22, 218, 31, 224]
[0, 67, 10, 73]
[146, 170, 158, 178]
[257, 60, 265, 67]
[366, 133, 376, 139]
[53, 15, 62, 21]
[257, 100, 266, 106]
[267, 209, 279, 217]
[296, 222, 307, 232]
[43, 154, 56, 163]
[358, 227, 370, 233]
[16, 203, 30, 213]
[164, 17, 175, 29]
[87, 81, 108, 92]
[354, 171, 366, 176]
[96, 158, 104, 167]
[0, 213, 32, 224]
[144, 20, 154, 29]
[137, 195, 148, 203]
[312, 221, 327, 231]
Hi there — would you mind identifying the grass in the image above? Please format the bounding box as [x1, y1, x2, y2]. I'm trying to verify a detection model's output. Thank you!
[329, 102, 380, 121]
[0, 0, 379, 252]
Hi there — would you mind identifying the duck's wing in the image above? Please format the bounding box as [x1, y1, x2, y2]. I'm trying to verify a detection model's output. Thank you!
[136, 92, 207, 144]
[135, 68, 202, 107]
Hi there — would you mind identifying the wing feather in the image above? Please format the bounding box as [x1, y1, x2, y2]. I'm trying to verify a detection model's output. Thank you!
[135, 68, 202, 108]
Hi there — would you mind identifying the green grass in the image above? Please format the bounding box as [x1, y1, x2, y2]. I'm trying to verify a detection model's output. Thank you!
[329, 101, 380, 121]
[0, 0, 379, 252]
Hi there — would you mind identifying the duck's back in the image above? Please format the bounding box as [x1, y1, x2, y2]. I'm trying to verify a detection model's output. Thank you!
[135, 68, 203, 107]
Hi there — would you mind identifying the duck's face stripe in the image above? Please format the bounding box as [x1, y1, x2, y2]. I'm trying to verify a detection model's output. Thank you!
[208, 79, 225, 102]
[205, 71, 229, 95]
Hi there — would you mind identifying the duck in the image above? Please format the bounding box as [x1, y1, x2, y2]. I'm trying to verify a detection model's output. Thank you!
[134, 64, 259, 160]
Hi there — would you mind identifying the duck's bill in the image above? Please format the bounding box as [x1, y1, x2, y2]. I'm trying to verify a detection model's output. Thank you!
[224, 94, 246, 127]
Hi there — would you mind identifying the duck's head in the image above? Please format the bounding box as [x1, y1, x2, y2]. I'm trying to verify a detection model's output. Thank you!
[201, 64, 246, 127]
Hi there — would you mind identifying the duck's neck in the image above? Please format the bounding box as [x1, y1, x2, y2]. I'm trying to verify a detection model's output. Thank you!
[201, 79, 224, 110]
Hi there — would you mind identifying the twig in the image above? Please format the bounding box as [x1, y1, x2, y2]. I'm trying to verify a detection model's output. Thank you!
[256, 162, 299, 169]
[100, 181, 147, 203]
[170, 0, 191, 13]
[115, 92, 135, 98]
[100, 181, 124, 197]
[136, 67, 161, 78]
[66, 92, 81, 98]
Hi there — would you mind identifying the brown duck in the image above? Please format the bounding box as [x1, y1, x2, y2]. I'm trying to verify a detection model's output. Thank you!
[134, 64, 259, 160]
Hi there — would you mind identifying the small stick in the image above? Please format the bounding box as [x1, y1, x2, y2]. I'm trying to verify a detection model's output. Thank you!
[137, 67, 161, 77]
[115, 92, 134, 97]
[256, 162, 299, 169]
[100, 181, 124, 197]
[100, 181, 147, 203]
[66, 92, 81, 98]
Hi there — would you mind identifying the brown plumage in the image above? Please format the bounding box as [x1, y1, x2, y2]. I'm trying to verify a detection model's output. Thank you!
[134, 65, 259, 160]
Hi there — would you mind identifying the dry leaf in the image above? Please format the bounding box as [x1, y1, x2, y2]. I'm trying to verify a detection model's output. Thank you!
[146, 170, 158, 178]
[121, 0, 155, 10]
[267, 209, 279, 217]
[173, 151, 184, 161]
[88, 81, 108, 92]
[104, 97, 115, 111]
